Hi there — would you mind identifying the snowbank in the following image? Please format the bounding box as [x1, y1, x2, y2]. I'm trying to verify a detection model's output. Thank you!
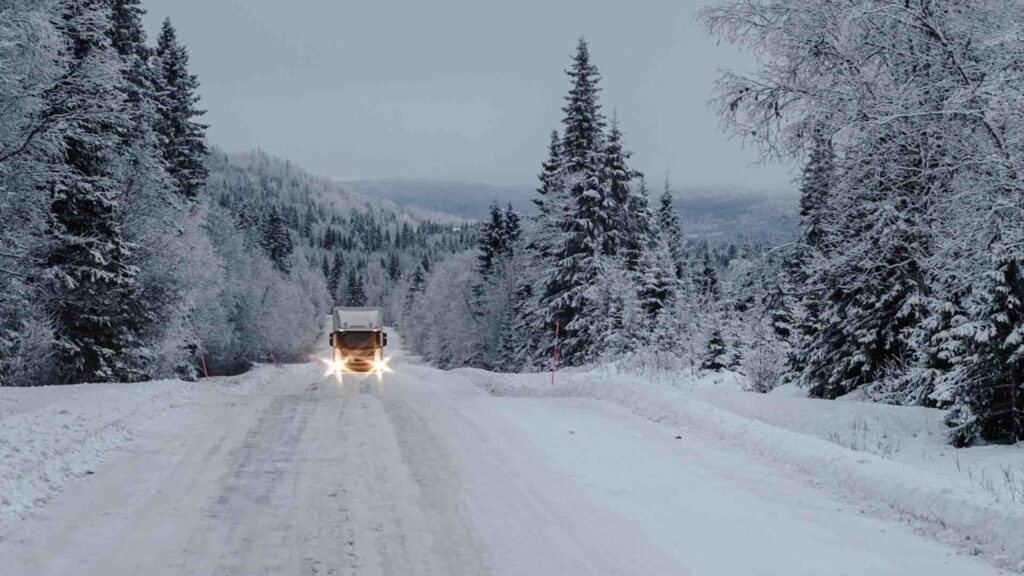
[462, 367, 1024, 572]
[0, 364, 286, 536]
[0, 380, 199, 535]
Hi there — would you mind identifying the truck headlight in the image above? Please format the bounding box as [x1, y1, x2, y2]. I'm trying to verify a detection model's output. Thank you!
[372, 356, 392, 374]
[322, 357, 347, 376]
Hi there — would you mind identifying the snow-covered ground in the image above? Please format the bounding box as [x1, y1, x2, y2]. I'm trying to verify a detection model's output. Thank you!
[0, 335, 1014, 574]
[0, 366, 283, 537]
[463, 365, 1024, 572]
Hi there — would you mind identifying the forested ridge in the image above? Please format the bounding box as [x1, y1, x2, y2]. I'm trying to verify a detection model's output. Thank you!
[0, 0, 470, 385]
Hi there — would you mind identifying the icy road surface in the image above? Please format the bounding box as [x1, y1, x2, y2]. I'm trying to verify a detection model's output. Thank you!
[0, 343, 1004, 575]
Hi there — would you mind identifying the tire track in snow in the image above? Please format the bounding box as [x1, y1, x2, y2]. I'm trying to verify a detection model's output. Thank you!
[205, 390, 315, 575]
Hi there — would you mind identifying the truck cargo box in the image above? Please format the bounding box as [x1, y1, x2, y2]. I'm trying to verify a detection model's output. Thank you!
[332, 307, 384, 331]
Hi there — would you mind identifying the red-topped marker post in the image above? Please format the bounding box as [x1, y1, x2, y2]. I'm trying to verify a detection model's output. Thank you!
[550, 321, 560, 386]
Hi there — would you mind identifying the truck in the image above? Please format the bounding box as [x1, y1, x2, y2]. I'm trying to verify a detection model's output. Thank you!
[328, 307, 388, 374]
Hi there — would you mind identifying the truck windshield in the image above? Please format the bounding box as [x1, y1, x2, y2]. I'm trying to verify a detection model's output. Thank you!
[336, 331, 378, 350]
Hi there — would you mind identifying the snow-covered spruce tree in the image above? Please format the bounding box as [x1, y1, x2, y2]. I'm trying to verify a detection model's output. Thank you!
[43, 0, 140, 383]
[477, 202, 505, 278]
[514, 130, 567, 366]
[108, 0, 213, 380]
[636, 231, 676, 321]
[600, 115, 644, 267]
[701, 328, 728, 372]
[501, 243, 547, 370]
[109, 0, 147, 58]
[634, 228, 683, 365]
[932, 233, 1024, 445]
[784, 128, 835, 385]
[501, 203, 521, 255]
[327, 252, 344, 302]
[468, 203, 527, 369]
[386, 251, 401, 282]
[585, 254, 646, 360]
[657, 177, 687, 279]
[402, 265, 426, 318]
[743, 315, 789, 393]
[799, 128, 834, 251]
[259, 205, 294, 274]
[696, 250, 720, 301]
[154, 18, 207, 200]
[728, 246, 793, 391]
[539, 37, 609, 365]
[345, 268, 367, 307]
[528, 130, 566, 262]
[496, 281, 534, 371]
[800, 129, 934, 400]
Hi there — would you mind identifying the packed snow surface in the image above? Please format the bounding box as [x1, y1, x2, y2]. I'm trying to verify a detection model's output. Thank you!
[466, 366, 1024, 572]
[0, 336, 1012, 574]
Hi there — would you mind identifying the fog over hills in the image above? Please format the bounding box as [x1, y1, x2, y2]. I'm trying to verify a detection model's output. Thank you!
[343, 178, 537, 218]
[344, 177, 798, 244]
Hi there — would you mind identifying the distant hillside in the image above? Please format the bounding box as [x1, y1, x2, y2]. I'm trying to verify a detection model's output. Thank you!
[343, 178, 535, 218]
[204, 148, 478, 314]
[675, 192, 799, 246]
[344, 176, 798, 244]
[209, 152, 466, 226]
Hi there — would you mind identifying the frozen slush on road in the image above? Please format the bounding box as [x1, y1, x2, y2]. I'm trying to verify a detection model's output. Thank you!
[0, 332, 1008, 575]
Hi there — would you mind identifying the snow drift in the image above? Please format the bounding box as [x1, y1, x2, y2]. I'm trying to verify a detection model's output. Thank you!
[464, 367, 1024, 572]
[0, 366, 282, 536]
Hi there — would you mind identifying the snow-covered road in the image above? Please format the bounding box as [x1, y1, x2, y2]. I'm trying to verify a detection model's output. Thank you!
[0, 342, 1005, 575]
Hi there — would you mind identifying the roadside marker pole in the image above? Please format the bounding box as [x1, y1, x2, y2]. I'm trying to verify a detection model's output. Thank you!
[191, 324, 210, 378]
[550, 321, 560, 386]
[198, 347, 210, 378]
[261, 332, 278, 366]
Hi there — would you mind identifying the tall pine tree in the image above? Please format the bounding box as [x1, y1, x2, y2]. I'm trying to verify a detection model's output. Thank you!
[934, 237, 1024, 445]
[785, 129, 835, 385]
[529, 129, 566, 262]
[539, 37, 609, 365]
[403, 266, 426, 317]
[502, 203, 521, 255]
[600, 115, 643, 265]
[155, 18, 207, 200]
[799, 129, 834, 250]
[697, 250, 720, 301]
[44, 0, 139, 383]
[478, 202, 505, 277]
[345, 268, 367, 306]
[328, 252, 344, 301]
[657, 177, 687, 279]
[259, 206, 293, 274]
[800, 129, 931, 399]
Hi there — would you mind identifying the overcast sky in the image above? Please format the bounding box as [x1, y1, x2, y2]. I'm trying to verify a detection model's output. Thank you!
[142, 0, 794, 191]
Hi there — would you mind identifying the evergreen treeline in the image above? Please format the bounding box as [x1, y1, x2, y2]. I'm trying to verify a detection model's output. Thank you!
[206, 149, 476, 324]
[400, 39, 789, 386]
[701, 0, 1024, 445]
[402, 25, 1024, 448]
[1, 0, 217, 385]
[0, 0, 471, 385]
